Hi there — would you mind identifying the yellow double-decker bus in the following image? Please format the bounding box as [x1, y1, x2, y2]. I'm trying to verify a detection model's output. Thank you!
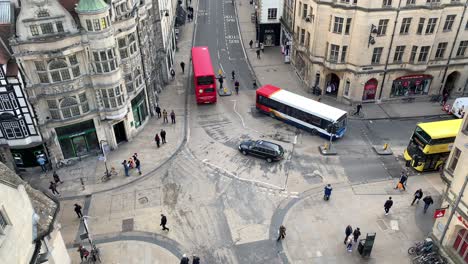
[404, 119, 462, 172]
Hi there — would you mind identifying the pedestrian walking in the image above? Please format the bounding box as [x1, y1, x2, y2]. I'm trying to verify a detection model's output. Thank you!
[395, 171, 408, 191]
[180, 254, 189, 264]
[218, 75, 224, 89]
[411, 189, 424, 205]
[234, 80, 239, 95]
[155, 133, 161, 148]
[256, 49, 261, 59]
[442, 91, 449, 106]
[170, 110, 176, 124]
[249, 39, 253, 48]
[324, 184, 333, 200]
[160, 129, 167, 143]
[74, 204, 83, 218]
[155, 105, 161, 118]
[78, 245, 89, 262]
[49, 181, 60, 196]
[353, 227, 361, 242]
[252, 79, 257, 89]
[423, 195, 434, 214]
[344, 225, 353, 244]
[160, 214, 169, 231]
[163, 109, 168, 123]
[37, 156, 47, 172]
[260, 42, 264, 53]
[231, 70, 235, 81]
[277, 225, 286, 241]
[122, 160, 129, 176]
[180, 62, 185, 74]
[53, 171, 63, 184]
[170, 68, 175, 80]
[134, 157, 141, 175]
[384, 197, 393, 215]
[192, 255, 200, 264]
[346, 235, 353, 252]
[353, 103, 362, 116]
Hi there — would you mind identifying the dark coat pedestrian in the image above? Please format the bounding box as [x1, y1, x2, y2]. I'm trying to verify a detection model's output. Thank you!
[192, 255, 200, 264]
[170, 68, 175, 80]
[180, 62, 185, 74]
[252, 79, 257, 89]
[412, 189, 423, 205]
[160, 214, 169, 231]
[234, 80, 239, 94]
[53, 171, 63, 184]
[353, 228, 361, 242]
[155, 105, 161, 118]
[155, 134, 161, 148]
[134, 157, 141, 175]
[324, 184, 333, 200]
[74, 204, 83, 218]
[354, 103, 362, 115]
[249, 39, 253, 48]
[384, 197, 393, 215]
[218, 75, 224, 88]
[163, 109, 168, 123]
[256, 49, 261, 59]
[423, 196, 434, 213]
[231, 70, 236, 80]
[344, 225, 353, 244]
[49, 181, 59, 195]
[180, 254, 189, 264]
[78, 245, 89, 261]
[442, 92, 449, 106]
[277, 225, 286, 241]
[396, 172, 408, 190]
[170, 110, 176, 124]
[161, 129, 167, 143]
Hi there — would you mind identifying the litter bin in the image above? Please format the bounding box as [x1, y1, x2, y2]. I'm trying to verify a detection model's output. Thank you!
[359, 233, 376, 257]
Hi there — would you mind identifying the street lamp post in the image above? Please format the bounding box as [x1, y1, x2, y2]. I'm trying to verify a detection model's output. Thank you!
[99, 140, 109, 177]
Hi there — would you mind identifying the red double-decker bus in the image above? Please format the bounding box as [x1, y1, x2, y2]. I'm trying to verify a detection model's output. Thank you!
[191, 47, 217, 104]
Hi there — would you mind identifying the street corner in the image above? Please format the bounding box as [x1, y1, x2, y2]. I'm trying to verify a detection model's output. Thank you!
[67, 240, 181, 264]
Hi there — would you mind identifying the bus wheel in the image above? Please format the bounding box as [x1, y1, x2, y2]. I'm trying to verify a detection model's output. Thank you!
[242, 150, 248, 155]
[310, 129, 318, 135]
[266, 158, 272, 163]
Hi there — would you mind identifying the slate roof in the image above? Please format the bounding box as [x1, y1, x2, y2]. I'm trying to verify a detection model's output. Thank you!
[0, 163, 59, 240]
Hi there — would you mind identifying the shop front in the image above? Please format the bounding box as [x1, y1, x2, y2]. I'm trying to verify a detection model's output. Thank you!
[55, 120, 99, 159]
[10, 144, 46, 168]
[131, 90, 148, 128]
[363, 79, 378, 101]
[391, 75, 432, 97]
[259, 23, 281, 46]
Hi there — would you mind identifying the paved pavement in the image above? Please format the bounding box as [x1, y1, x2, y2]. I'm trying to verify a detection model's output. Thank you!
[18, 0, 455, 263]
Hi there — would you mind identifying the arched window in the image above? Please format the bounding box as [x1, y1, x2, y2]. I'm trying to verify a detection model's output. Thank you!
[60, 97, 80, 118]
[37, 10, 50, 18]
[49, 59, 71, 82]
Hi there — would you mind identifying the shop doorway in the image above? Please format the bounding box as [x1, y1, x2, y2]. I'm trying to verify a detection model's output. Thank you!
[264, 34, 274, 46]
[444, 71, 460, 95]
[113, 121, 127, 144]
[56, 120, 99, 159]
[363, 79, 378, 101]
[453, 228, 468, 262]
[325, 73, 340, 97]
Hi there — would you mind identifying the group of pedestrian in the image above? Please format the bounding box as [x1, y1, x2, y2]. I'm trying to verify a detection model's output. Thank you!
[122, 153, 141, 177]
[156, 106, 175, 124]
[154, 129, 167, 148]
[186, 6, 194, 22]
[411, 189, 433, 213]
[344, 225, 361, 252]
[395, 171, 408, 191]
[180, 254, 200, 264]
[48, 171, 64, 196]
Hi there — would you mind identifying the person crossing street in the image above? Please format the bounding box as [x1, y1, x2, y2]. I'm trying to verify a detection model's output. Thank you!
[234, 80, 239, 95]
[423, 195, 434, 214]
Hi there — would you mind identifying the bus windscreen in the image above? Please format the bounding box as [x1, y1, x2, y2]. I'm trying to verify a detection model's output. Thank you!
[197, 76, 214, 85]
[414, 127, 431, 143]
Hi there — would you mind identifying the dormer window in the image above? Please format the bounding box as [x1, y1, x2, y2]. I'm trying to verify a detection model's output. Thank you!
[37, 10, 50, 18]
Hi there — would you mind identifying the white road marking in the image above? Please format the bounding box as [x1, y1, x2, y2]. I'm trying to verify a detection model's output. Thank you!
[231, 100, 260, 134]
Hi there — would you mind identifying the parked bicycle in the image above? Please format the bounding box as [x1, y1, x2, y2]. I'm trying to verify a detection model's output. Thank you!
[55, 158, 77, 169]
[408, 238, 437, 256]
[412, 252, 447, 264]
[101, 167, 118, 183]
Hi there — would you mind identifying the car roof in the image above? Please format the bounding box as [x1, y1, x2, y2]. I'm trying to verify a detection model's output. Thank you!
[256, 140, 282, 151]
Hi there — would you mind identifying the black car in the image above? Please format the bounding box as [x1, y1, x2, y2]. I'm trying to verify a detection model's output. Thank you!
[238, 140, 284, 162]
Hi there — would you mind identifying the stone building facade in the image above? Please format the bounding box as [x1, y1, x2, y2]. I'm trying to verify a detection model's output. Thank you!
[433, 114, 468, 263]
[10, 0, 173, 161]
[285, 0, 468, 103]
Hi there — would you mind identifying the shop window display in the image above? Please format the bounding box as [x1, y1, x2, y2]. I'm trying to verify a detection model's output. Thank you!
[391, 75, 432, 97]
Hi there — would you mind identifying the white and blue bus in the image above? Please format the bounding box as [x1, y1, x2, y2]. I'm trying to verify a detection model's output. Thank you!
[256, 85, 348, 138]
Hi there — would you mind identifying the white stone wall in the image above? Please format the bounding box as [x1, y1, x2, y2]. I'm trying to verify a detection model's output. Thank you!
[0, 184, 35, 264]
[259, 0, 284, 24]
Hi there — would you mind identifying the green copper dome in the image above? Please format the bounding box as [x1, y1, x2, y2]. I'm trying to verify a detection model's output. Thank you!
[76, 0, 109, 14]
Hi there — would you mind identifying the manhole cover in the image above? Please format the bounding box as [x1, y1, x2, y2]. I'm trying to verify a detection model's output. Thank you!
[138, 197, 148, 204]
[122, 218, 134, 232]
